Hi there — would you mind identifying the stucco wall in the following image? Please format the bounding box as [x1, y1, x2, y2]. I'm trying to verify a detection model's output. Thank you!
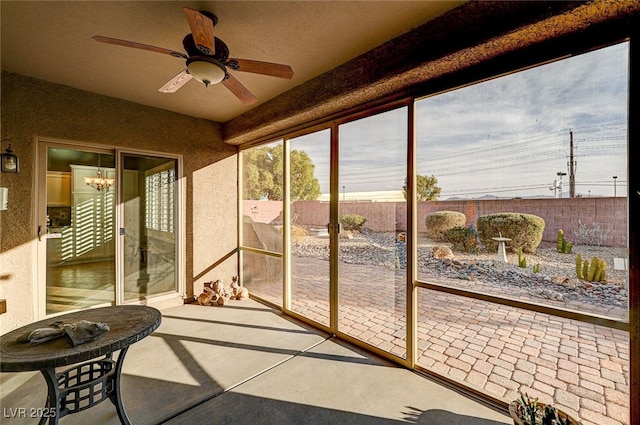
[0, 72, 237, 333]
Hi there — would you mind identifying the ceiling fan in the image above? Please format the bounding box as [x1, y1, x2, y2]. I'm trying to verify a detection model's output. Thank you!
[93, 7, 294, 105]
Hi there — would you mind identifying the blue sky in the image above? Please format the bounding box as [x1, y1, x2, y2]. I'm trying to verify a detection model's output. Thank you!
[291, 41, 628, 199]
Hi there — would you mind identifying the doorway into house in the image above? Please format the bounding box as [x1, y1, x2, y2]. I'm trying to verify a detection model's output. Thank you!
[121, 153, 178, 302]
[40, 145, 116, 315]
[37, 142, 180, 317]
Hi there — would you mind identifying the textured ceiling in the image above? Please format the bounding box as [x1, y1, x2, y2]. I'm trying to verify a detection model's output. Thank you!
[1, 1, 463, 123]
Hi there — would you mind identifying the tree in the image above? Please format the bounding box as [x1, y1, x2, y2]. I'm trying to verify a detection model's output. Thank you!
[242, 145, 320, 201]
[290, 149, 321, 200]
[402, 174, 441, 201]
[242, 147, 276, 200]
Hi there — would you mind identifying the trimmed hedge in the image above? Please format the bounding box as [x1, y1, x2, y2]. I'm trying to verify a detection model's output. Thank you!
[425, 211, 466, 241]
[340, 214, 367, 232]
[477, 212, 545, 253]
[446, 225, 481, 253]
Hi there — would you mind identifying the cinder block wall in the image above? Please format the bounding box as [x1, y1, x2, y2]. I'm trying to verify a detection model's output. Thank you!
[255, 198, 627, 247]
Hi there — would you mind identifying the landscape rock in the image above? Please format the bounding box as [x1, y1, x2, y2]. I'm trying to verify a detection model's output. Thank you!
[290, 230, 628, 318]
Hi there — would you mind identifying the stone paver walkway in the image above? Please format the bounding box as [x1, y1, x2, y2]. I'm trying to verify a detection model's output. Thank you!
[246, 255, 630, 425]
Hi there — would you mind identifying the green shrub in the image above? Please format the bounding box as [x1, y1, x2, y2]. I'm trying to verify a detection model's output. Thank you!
[425, 211, 466, 241]
[477, 212, 545, 254]
[340, 214, 367, 232]
[445, 225, 480, 253]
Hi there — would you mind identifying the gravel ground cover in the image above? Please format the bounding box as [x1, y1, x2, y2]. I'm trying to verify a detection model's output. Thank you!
[291, 229, 629, 319]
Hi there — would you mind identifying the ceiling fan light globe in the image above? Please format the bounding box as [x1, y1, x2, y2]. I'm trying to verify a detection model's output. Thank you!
[187, 59, 226, 87]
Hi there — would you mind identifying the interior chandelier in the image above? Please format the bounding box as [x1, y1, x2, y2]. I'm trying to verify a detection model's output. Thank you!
[84, 154, 114, 192]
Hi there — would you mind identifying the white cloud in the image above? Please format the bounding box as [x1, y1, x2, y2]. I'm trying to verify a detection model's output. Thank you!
[291, 42, 629, 198]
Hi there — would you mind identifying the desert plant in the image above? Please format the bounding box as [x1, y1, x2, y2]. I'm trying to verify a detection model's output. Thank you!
[573, 220, 610, 246]
[425, 211, 466, 241]
[517, 247, 527, 268]
[575, 253, 607, 283]
[510, 393, 577, 425]
[532, 263, 541, 273]
[556, 229, 573, 254]
[477, 213, 545, 254]
[575, 254, 584, 279]
[290, 225, 309, 242]
[340, 214, 367, 232]
[445, 225, 481, 253]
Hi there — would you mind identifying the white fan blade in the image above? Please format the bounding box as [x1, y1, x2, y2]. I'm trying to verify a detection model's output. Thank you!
[158, 69, 192, 93]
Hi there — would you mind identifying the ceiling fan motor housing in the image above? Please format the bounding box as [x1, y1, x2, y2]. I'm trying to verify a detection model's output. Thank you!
[182, 34, 230, 63]
[182, 18, 232, 87]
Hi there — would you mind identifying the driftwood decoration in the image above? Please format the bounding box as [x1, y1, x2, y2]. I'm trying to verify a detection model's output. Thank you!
[197, 276, 248, 306]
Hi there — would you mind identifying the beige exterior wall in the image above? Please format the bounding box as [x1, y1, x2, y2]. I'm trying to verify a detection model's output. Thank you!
[0, 72, 238, 333]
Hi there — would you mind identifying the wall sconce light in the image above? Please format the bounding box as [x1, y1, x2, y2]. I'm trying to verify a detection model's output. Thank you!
[1, 139, 19, 174]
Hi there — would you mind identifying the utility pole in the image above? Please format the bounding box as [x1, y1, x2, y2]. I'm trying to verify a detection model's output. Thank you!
[569, 130, 576, 198]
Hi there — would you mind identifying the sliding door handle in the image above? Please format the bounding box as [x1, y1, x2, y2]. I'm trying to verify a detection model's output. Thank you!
[326, 223, 341, 233]
[38, 225, 43, 241]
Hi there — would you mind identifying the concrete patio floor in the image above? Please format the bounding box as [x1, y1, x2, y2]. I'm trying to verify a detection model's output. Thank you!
[0, 300, 510, 425]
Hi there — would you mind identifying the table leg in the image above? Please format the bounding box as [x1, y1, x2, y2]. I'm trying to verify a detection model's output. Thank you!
[107, 346, 131, 425]
[39, 368, 60, 425]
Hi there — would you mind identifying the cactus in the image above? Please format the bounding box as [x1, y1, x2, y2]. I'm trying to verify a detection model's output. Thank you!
[519, 393, 539, 425]
[594, 258, 606, 282]
[556, 229, 573, 254]
[586, 257, 597, 281]
[532, 263, 541, 273]
[515, 392, 577, 425]
[587, 256, 599, 281]
[576, 255, 607, 283]
[564, 241, 573, 254]
[575, 254, 584, 279]
[517, 247, 527, 268]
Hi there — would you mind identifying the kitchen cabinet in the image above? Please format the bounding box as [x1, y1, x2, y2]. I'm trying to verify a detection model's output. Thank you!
[46, 172, 71, 206]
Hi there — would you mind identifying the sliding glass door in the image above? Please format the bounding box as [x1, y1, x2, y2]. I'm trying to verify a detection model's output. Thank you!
[121, 153, 179, 301]
[41, 145, 116, 314]
[38, 143, 181, 316]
